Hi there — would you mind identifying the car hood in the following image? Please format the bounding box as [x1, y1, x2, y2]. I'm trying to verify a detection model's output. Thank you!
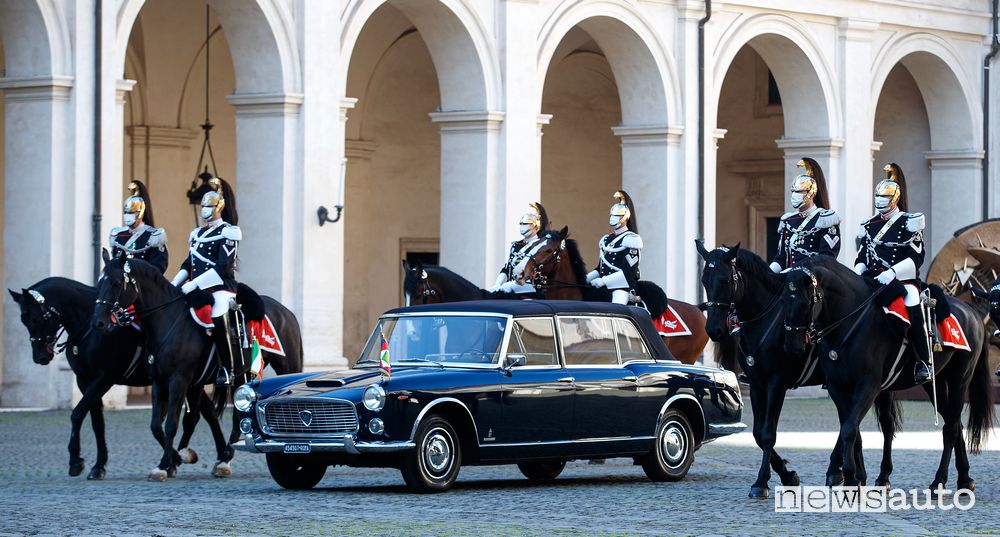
[264, 365, 485, 400]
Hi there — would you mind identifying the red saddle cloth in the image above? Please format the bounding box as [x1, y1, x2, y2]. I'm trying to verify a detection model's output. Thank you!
[883, 297, 971, 351]
[653, 304, 693, 338]
[190, 303, 285, 356]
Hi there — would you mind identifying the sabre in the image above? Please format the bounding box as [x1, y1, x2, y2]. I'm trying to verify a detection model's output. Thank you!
[925, 294, 940, 426]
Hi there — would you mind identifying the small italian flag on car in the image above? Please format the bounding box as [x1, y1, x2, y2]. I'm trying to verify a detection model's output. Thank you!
[249, 336, 264, 379]
[379, 333, 392, 379]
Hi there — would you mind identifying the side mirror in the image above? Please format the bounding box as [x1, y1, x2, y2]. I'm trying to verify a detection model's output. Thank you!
[502, 354, 526, 375]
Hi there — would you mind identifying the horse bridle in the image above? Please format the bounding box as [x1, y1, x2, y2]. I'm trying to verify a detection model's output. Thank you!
[783, 267, 823, 344]
[24, 290, 89, 356]
[96, 263, 142, 328]
[411, 270, 438, 304]
[524, 238, 565, 288]
[703, 259, 747, 333]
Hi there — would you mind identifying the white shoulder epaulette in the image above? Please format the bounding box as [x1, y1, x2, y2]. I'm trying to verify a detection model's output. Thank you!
[147, 227, 167, 247]
[221, 224, 242, 241]
[906, 212, 925, 232]
[814, 209, 841, 229]
[779, 211, 798, 221]
[621, 232, 643, 249]
[110, 226, 128, 235]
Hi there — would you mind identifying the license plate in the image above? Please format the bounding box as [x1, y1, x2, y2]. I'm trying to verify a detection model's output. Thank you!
[283, 444, 311, 454]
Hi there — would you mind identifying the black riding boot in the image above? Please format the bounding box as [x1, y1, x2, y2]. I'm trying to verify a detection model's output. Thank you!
[213, 315, 235, 385]
[907, 305, 932, 384]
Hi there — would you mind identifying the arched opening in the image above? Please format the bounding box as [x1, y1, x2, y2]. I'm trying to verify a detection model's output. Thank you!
[122, 0, 237, 278]
[342, 4, 442, 360]
[538, 15, 674, 289]
[872, 49, 980, 263]
[715, 34, 834, 261]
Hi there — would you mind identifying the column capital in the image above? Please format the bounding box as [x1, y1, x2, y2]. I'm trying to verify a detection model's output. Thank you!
[774, 137, 845, 157]
[340, 97, 358, 122]
[227, 92, 304, 118]
[345, 138, 378, 161]
[116, 79, 137, 105]
[612, 124, 684, 147]
[713, 128, 728, 150]
[677, 1, 712, 22]
[925, 149, 984, 169]
[0, 75, 73, 102]
[537, 113, 553, 136]
[870, 140, 884, 160]
[429, 110, 505, 133]
[838, 18, 879, 42]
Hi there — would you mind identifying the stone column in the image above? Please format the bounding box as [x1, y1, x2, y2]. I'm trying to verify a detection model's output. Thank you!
[836, 18, 879, 264]
[925, 150, 984, 259]
[343, 136, 377, 362]
[0, 76, 76, 408]
[429, 111, 504, 286]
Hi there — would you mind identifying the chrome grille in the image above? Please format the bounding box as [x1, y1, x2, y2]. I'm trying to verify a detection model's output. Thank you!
[262, 399, 359, 435]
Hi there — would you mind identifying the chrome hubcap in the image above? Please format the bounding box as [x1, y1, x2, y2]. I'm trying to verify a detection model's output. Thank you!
[422, 427, 453, 477]
[660, 420, 687, 468]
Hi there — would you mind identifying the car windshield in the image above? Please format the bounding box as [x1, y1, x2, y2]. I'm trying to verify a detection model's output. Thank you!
[358, 315, 508, 366]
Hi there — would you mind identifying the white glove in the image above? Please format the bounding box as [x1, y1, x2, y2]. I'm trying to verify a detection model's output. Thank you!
[171, 269, 189, 287]
[512, 259, 528, 278]
[498, 281, 519, 293]
[769, 262, 782, 274]
[489, 273, 507, 293]
[586, 270, 599, 283]
[854, 263, 867, 276]
[180, 280, 198, 294]
[591, 277, 606, 288]
[875, 269, 895, 285]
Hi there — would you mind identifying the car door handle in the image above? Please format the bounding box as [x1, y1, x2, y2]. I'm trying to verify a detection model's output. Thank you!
[556, 377, 575, 383]
[622, 375, 638, 382]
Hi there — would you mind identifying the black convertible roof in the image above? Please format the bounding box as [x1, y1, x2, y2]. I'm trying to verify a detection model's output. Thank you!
[385, 300, 676, 361]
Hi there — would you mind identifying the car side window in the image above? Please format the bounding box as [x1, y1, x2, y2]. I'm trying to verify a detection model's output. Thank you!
[505, 318, 558, 366]
[615, 318, 651, 362]
[559, 317, 619, 366]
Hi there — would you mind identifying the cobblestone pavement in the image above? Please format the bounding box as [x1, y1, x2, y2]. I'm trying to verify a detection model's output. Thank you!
[1, 398, 999, 536]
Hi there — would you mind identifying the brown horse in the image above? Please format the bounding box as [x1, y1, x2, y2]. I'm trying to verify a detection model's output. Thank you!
[521, 227, 708, 364]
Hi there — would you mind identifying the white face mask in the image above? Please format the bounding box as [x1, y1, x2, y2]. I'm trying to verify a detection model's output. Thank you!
[519, 224, 532, 237]
[201, 206, 215, 221]
[123, 213, 137, 227]
[790, 192, 806, 209]
[610, 215, 622, 228]
[874, 196, 893, 214]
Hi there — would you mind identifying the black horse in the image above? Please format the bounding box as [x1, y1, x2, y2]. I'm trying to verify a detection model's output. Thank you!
[403, 260, 515, 305]
[784, 256, 994, 490]
[92, 253, 303, 480]
[971, 278, 1000, 374]
[695, 242, 897, 497]
[9, 278, 215, 479]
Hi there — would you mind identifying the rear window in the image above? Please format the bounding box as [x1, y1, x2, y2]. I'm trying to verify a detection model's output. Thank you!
[558, 317, 619, 366]
[616, 318, 651, 362]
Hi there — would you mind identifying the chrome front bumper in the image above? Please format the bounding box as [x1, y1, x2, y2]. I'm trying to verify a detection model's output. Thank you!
[708, 421, 748, 436]
[235, 433, 416, 455]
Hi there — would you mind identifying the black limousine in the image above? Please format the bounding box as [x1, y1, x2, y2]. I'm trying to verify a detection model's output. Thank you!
[233, 301, 744, 492]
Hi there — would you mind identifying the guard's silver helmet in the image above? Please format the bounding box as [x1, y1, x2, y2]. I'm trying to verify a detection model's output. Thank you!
[200, 177, 226, 221]
[610, 191, 631, 228]
[874, 163, 902, 214]
[123, 181, 145, 224]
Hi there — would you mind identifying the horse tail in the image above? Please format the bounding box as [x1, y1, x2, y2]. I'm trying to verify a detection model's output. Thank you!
[212, 384, 230, 418]
[874, 391, 902, 439]
[713, 334, 741, 373]
[966, 338, 995, 455]
[236, 283, 266, 322]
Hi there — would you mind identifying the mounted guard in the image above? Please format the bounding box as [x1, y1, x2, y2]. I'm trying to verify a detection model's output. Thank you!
[770, 158, 840, 273]
[170, 177, 243, 385]
[110, 180, 168, 274]
[490, 202, 550, 295]
[587, 190, 642, 305]
[854, 163, 933, 383]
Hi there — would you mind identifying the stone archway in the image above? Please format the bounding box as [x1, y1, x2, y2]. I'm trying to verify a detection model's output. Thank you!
[871, 36, 981, 263]
[537, 11, 682, 295]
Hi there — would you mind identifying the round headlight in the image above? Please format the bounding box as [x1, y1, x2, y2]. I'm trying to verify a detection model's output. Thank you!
[363, 384, 386, 412]
[239, 418, 253, 435]
[368, 418, 385, 435]
[233, 385, 257, 412]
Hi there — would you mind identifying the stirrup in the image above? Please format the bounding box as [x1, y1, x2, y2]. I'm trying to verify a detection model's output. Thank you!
[914, 362, 932, 384]
[216, 367, 233, 385]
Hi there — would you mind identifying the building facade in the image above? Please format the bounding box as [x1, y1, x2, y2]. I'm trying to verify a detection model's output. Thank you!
[0, 0, 996, 407]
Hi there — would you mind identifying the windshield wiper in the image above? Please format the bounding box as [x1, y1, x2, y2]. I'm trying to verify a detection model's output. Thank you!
[396, 358, 444, 368]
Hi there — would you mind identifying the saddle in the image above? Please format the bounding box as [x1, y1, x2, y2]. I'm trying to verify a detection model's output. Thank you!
[584, 281, 692, 338]
[870, 280, 969, 352]
[186, 284, 285, 356]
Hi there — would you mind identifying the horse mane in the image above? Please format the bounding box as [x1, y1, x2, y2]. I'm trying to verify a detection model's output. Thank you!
[733, 248, 784, 294]
[562, 237, 589, 285]
[120, 257, 177, 296]
[424, 265, 484, 295]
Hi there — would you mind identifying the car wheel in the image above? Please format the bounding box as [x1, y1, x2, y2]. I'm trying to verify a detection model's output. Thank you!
[265, 453, 326, 490]
[640, 408, 694, 482]
[517, 461, 566, 481]
[401, 416, 462, 493]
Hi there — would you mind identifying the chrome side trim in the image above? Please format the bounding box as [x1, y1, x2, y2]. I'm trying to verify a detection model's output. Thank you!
[481, 436, 654, 449]
[410, 397, 481, 446]
[657, 393, 707, 440]
[234, 434, 416, 454]
[708, 422, 747, 436]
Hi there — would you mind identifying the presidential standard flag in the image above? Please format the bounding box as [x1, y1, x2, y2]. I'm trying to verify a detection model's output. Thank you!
[249, 336, 264, 379]
[379, 333, 392, 378]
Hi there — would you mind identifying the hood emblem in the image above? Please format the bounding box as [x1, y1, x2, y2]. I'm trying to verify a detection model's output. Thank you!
[299, 410, 313, 427]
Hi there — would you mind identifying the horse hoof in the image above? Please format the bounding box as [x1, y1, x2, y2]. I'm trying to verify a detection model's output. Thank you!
[781, 472, 800, 487]
[166, 466, 178, 478]
[69, 459, 85, 477]
[86, 467, 106, 481]
[958, 479, 975, 492]
[749, 486, 771, 499]
[179, 448, 199, 465]
[826, 474, 845, 487]
[212, 460, 232, 478]
[147, 468, 168, 482]
[875, 479, 891, 489]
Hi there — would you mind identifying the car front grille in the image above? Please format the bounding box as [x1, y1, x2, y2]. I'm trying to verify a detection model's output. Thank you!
[262, 399, 359, 436]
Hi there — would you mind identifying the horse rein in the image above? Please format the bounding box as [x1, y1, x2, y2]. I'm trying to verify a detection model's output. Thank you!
[784, 267, 886, 346]
[25, 294, 91, 357]
[523, 238, 564, 288]
[97, 265, 184, 328]
[703, 260, 781, 334]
